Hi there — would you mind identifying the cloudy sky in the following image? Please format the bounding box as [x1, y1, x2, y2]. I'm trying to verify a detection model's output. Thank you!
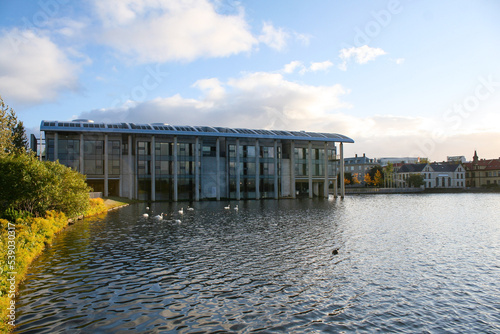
[1, 0, 499, 161]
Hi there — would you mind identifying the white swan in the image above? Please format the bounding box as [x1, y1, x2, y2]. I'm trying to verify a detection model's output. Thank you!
[153, 213, 163, 221]
[234, 205, 239, 211]
[178, 208, 184, 214]
[142, 213, 149, 218]
[224, 204, 230, 210]
[174, 219, 181, 224]
[187, 206, 194, 211]
[146, 207, 149, 210]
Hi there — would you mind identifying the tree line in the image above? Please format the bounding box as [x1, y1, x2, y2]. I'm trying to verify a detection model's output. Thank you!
[344, 164, 424, 188]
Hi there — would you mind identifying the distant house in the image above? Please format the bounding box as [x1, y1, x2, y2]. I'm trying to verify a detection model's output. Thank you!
[463, 151, 500, 187]
[396, 163, 426, 188]
[397, 162, 465, 188]
[344, 153, 379, 184]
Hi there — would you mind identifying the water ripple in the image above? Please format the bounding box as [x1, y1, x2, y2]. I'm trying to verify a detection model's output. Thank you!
[13, 195, 500, 333]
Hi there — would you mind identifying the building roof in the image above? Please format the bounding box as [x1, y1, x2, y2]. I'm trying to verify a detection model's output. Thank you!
[398, 162, 464, 174]
[40, 120, 354, 143]
[397, 163, 427, 173]
[464, 159, 500, 170]
[430, 163, 461, 172]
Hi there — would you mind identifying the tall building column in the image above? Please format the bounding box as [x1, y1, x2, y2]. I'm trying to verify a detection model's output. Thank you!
[128, 135, 133, 200]
[334, 176, 338, 198]
[255, 139, 260, 199]
[151, 135, 156, 201]
[54, 132, 58, 161]
[274, 140, 279, 199]
[290, 141, 296, 198]
[104, 134, 109, 197]
[308, 141, 313, 199]
[236, 138, 241, 200]
[324, 142, 329, 198]
[79, 134, 84, 173]
[216, 137, 220, 201]
[173, 136, 178, 202]
[195, 137, 200, 202]
[340, 142, 345, 198]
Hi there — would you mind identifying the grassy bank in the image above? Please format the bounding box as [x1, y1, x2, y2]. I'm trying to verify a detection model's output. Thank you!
[0, 198, 109, 333]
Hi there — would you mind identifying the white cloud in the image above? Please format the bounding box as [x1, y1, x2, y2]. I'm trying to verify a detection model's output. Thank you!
[282, 60, 333, 75]
[192, 78, 226, 102]
[258, 22, 289, 51]
[76, 67, 500, 161]
[310, 60, 333, 72]
[91, 0, 258, 63]
[79, 69, 351, 130]
[282, 61, 303, 74]
[338, 45, 387, 70]
[0, 29, 80, 105]
[395, 57, 405, 65]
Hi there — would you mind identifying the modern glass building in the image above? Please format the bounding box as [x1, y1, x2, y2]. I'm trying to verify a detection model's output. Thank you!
[40, 120, 354, 201]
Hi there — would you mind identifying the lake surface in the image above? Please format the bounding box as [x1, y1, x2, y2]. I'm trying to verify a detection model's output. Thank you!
[14, 194, 500, 333]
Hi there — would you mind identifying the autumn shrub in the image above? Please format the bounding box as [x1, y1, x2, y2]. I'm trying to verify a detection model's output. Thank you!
[84, 198, 107, 217]
[0, 212, 69, 333]
[0, 154, 91, 219]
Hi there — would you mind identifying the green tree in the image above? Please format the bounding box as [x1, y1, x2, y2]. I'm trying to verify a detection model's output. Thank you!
[0, 154, 91, 218]
[408, 174, 425, 188]
[0, 96, 18, 157]
[384, 162, 394, 187]
[0, 95, 28, 156]
[12, 120, 28, 152]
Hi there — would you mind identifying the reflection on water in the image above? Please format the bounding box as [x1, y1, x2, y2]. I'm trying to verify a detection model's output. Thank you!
[14, 194, 500, 333]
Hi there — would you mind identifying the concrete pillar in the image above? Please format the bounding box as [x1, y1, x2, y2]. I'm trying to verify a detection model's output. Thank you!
[79, 133, 84, 173]
[340, 142, 345, 198]
[54, 132, 58, 161]
[195, 137, 200, 202]
[274, 140, 279, 199]
[216, 137, 220, 201]
[291, 141, 296, 198]
[334, 176, 338, 198]
[128, 135, 133, 200]
[119, 137, 123, 198]
[236, 138, 241, 200]
[255, 139, 260, 199]
[308, 141, 313, 199]
[39, 131, 43, 161]
[324, 142, 329, 198]
[151, 135, 155, 201]
[173, 136, 178, 202]
[104, 134, 109, 197]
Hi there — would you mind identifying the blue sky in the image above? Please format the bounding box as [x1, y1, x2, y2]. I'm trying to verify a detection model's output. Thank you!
[1, 0, 499, 161]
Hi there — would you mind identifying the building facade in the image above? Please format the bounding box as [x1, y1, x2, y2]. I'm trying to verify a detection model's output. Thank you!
[464, 151, 500, 187]
[397, 163, 466, 188]
[343, 153, 379, 184]
[40, 120, 354, 201]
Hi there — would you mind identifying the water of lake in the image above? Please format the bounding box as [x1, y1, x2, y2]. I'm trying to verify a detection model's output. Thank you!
[13, 194, 500, 333]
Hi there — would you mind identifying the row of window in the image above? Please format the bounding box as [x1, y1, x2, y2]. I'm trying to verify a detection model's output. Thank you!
[47, 139, 120, 175]
[466, 171, 500, 177]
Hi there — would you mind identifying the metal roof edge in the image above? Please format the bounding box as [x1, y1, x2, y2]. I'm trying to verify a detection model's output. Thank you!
[40, 120, 355, 143]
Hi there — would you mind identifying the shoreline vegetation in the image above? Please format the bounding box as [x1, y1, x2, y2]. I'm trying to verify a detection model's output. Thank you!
[0, 196, 130, 334]
[0, 100, 132, 334]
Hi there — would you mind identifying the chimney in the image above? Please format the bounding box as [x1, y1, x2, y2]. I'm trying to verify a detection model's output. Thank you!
[355, 154, 357, 158]
[363, 153, 366, 157]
